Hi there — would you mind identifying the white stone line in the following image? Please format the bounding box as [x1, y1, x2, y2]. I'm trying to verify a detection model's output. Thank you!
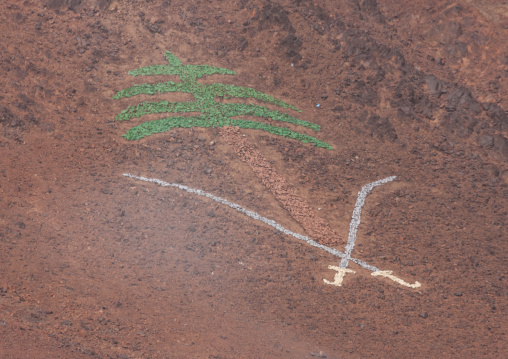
[123, 173, 380, 271]
[339, 176, 397, 269]
[371, 270, 422, 288]
[350, 257, 379, 272]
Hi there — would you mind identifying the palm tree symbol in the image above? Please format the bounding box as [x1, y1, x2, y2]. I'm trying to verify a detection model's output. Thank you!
[113, 51, 331, 149]
[114, 51, 340, 248]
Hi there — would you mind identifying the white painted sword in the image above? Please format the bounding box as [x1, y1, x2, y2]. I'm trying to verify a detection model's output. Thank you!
[326, 176, 421, 288]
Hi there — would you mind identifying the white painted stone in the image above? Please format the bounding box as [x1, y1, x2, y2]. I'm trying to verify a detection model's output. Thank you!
[371, 270, 422, 288]
[323, 266, 356, 287]
[340, 176, 396, 269]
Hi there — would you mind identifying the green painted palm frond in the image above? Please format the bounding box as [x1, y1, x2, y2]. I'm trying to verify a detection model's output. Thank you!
[217, 103, 317, 129]
[204, 83, 300, 111]
[123, 116, 331, 149]
[113, 51, 332, 149]
[129, 63, 236, 79]
[229, 119, 332, 149]
[123, 115, 211, 140]
[112, 81, 180, 99]
[116, 101, 317, 130]
[115, 101, 201, 121]
[113, 81, 297, 110]
[128, 65, 183, 77]
[129, 52, 236, 79]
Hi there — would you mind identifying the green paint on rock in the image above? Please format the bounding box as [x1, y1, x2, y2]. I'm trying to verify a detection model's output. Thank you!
[113, 51, 332, 149]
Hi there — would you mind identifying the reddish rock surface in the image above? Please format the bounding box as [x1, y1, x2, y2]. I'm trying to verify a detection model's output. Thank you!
[0, 1, 506, 358]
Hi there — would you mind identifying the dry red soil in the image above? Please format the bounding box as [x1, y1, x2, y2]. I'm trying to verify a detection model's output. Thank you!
[1, 1, 507, 358]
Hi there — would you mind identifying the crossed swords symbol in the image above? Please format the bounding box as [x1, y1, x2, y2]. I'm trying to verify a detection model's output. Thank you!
[323, 176, 421, 288]
[125, 174, 422, 289]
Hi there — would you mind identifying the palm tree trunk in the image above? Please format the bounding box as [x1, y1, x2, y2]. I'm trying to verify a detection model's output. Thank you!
[219, 126, 341, 248]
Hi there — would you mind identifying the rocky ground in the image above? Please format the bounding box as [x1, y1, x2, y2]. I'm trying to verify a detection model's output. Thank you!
[0, 0, 506, 358]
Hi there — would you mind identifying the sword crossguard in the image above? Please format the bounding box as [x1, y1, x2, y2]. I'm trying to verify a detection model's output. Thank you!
[323, 266, 356, 287]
